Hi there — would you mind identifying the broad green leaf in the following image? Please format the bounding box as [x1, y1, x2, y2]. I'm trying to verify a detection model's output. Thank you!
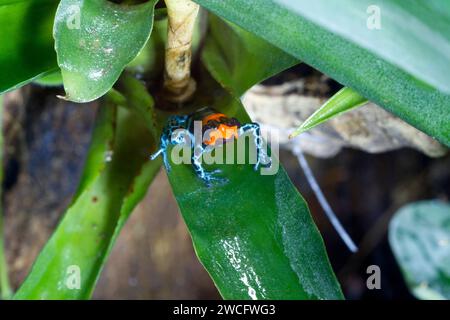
[194, 0, 450, 146]
[0, 0, 58, 94]
[202, 14, 299, 97]
[289, 87, 368, 138]
[389, 201, 450, 300]
[54, 0, 158, 102]
[161, 23, 341, 299]
[162, 68, 343, 299]
[14, 84, 161, 299]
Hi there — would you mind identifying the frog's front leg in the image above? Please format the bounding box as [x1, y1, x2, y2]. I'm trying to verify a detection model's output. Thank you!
[239, 123, 271, 171]
[150, 131, 172, 171]
[150, 115, 189, 172]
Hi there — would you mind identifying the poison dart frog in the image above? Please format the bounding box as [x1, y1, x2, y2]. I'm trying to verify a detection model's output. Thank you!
[150, 107, 271, 185]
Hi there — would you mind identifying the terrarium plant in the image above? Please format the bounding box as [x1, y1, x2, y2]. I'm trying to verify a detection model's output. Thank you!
[0, 0, 448, 300]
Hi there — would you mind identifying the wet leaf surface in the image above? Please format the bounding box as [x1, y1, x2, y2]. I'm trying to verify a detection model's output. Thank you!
[54, 0, 158, 102]
[389, 201, 450, 300]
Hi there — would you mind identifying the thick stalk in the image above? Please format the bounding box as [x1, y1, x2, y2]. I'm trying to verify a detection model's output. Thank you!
[163, 0, 199, 103]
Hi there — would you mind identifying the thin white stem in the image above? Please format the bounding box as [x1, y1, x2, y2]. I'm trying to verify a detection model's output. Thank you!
[293, 145, 358, 253]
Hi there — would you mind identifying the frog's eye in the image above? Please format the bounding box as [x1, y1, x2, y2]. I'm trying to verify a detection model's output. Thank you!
[209, 120, 220, 127]
[228, 118, 241, 127]
[202, 113, 226, 126]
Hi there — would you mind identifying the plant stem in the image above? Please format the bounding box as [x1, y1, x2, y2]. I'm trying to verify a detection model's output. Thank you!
[0, 96, 11, 299]
[293, 145, 357, 253]
[163, 0, 199, 103]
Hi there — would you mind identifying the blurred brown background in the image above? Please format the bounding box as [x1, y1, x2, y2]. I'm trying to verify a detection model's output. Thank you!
[2, 82, 449, 299]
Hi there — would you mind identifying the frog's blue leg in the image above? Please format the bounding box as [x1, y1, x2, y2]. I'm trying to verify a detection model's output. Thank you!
[191, 144, 226, 186]
[239, 123, 272, 171]
[150, 115, 189, 172]
[151, 135, 171, 170]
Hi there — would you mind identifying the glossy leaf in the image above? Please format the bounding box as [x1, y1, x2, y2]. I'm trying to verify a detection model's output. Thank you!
[14, 83, 161, 299]
[389, 201, 450, 300]
[202, 14, 299, 97]
[54, 0, 158, 102]
[33, 70, 63, 87]
[194, 0, 450, 146]
[0, 0, 58, 94]
[160, 21, 342, 299]
[289, 87, 368, 138]
[162, 66, 343, 299]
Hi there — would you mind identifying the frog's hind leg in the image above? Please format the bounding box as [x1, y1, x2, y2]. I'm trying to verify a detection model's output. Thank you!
[239, 123, 271, 171]
[191, 145, 226, 186]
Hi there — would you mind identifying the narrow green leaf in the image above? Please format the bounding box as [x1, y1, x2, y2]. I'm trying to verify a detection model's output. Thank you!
[202, 14, 299, 97]
[0, 0, 58, 94]
[14, 87, 161, 299]
[0, 1, 38, 4]
[115, 73, 158, 139]
[289, 87, 368, 138]
[194, 0, 450, 146]
[389, 201, 450, 300]
[54, 0, 158, 102]
[275, 0, 450, 95]
[33, 70, 63, 87]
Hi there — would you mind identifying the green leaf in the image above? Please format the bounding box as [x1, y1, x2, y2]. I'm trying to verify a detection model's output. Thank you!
[162, 20, 341, 299]
[289, 87, 368, 138]
[389, 200, 450, 300]
[275, 0, 450, 95]
[115, 73, 159, 139]
[54, 0, 158, 102]
[33, 70, 63, 87]
[202, 14, 299, 97]
[0, 0, 58, 94]
[162, 69, 343, 299]
[14, 85, 161, 299]
[194, 0, 450, 146]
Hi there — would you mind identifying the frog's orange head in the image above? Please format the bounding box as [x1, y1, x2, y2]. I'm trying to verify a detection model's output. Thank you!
[202, 113, 240, 146]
